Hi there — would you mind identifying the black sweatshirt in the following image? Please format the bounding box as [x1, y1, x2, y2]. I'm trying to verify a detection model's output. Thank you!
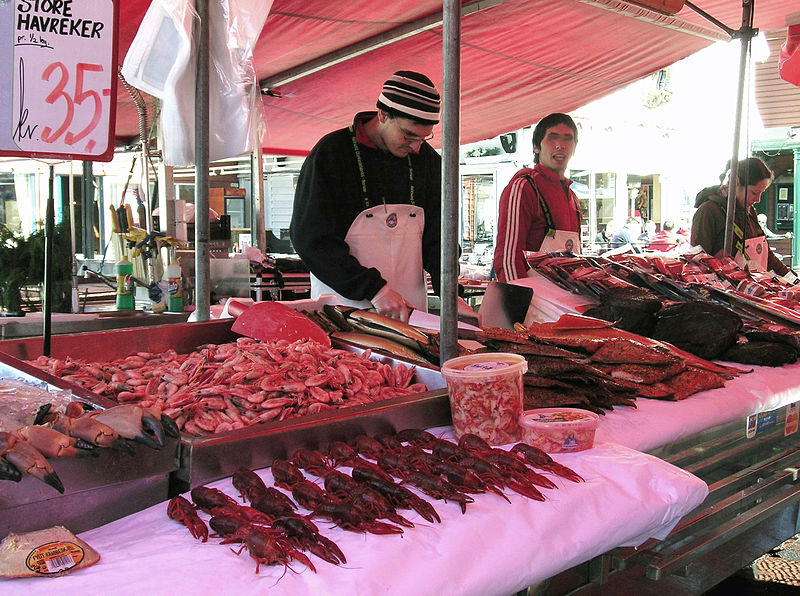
[290, 112, 444, 302]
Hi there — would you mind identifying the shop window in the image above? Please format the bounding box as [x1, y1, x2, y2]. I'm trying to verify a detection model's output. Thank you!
[0, 173, 21, 232]
[570, 170, 615, 243]
[461, 173, 496, 256]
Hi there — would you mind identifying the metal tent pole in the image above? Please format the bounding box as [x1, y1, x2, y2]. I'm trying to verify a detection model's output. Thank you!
[722, 0, 755, 257]
[683, 0, 757, 257]
[251, 124, 266, 251]
[68, 160, 79, 313]
[440, 0, 461, 364]
[42, 165, 55, 357]
[194, 0, 211, 321]
[82, 161, 95, 260]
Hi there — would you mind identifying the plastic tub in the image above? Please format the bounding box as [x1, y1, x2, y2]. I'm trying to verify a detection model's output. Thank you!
[440, 353, 527, 445]
[519, 408, 599, 453]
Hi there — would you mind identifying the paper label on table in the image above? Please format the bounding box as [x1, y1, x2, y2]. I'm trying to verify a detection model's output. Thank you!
[734, 236, 768, 273]
[26, 541, 84, 575]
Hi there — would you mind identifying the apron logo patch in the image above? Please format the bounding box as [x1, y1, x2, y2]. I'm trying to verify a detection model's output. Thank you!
[386, 213, 398, 228]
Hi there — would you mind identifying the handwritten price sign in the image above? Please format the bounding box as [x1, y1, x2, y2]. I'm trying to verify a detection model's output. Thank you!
[0, 0, 118, 161]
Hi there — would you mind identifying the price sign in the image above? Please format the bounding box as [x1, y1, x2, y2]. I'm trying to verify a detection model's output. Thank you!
[0, 0, 118, 162]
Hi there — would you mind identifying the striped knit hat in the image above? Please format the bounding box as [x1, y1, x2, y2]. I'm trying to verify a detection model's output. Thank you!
[376, 71, 440, 125]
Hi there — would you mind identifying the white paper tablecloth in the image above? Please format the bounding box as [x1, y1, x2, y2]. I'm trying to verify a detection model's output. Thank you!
[1, 439, 706, 596]
[594, 360, 800, 452]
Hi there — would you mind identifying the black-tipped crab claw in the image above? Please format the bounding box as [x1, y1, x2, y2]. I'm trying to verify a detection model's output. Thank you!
[90, 405, 166, 450]
[13, 425, 97, 459]
[0, 431, 64, 493]
[0, 457, 22, 482]
[40, 409, 135, 455]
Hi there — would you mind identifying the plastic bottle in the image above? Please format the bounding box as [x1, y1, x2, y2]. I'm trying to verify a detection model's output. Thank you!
[116, 258, 134, 310]
[164, 259, 184, 312]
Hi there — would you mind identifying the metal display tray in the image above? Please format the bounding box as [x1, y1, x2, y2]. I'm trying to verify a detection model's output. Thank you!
[0, 439, 179, 536]
[0, 319, 450, 492]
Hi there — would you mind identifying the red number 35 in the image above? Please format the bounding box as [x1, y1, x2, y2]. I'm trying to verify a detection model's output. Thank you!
[41, 62, 106, 149]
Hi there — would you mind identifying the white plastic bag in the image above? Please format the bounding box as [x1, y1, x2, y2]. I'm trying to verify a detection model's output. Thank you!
[121, 0, 271, 166]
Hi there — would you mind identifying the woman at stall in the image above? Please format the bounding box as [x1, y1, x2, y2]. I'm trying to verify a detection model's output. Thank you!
[691, 157, 790, 276]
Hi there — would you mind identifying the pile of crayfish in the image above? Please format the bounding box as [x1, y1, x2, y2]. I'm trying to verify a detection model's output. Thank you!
[168, 429, 583, 573]
[30, 337, 427, 436]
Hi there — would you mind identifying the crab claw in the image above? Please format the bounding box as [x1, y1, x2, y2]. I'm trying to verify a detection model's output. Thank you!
[0, 458, 22, 482]
[65, 401, 91, 418]
[0, 432, 64, 493]
[91, 405, 165, 450]
[143, 406, 179, 440]
[141, 410, 166, 448]
[51, 413, 135, 455]
[14, 425, 96, 458]
[159, 413, 180, 439]
[32, 403, 53, 426]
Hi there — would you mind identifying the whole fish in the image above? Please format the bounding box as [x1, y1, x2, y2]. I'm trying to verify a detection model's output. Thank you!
[347, 310, 432, 349]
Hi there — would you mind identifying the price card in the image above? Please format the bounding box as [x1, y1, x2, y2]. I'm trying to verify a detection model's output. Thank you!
[0, 0, 118, 161]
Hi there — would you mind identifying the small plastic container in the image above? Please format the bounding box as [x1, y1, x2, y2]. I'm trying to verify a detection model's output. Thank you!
[519, 408, 600, 453]
[440, 353, 527, 446]
[115, 258, 134, 311]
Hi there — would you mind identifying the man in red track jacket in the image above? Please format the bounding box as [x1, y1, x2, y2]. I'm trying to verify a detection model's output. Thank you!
[492, 113, 582, 282]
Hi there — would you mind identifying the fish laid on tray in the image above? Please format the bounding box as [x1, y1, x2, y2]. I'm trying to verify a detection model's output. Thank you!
[302, 305, 445, 366]
[530, 251, 800, 367]
[303, 305, 741, 415]
[459, 313, 745, 415]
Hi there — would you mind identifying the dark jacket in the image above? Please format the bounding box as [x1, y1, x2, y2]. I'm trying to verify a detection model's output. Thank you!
[290, 112, 443, 301]
[691, 186, 788, 275]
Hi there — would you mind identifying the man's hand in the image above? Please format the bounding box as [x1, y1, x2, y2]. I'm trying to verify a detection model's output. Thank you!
[370, 284, 411, 322]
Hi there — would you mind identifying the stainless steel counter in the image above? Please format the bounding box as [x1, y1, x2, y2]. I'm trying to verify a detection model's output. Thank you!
[0, 311, 190, 340]
[0, 319, 449, 494]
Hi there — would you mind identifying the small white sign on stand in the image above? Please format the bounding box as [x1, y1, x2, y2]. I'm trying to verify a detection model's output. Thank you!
[0, 0, 118, 161]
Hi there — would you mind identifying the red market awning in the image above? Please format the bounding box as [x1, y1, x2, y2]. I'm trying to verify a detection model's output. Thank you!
[113, 0, 798, 155]
[779, 22, 800, 86]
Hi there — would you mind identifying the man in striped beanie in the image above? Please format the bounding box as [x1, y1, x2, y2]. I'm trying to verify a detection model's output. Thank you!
[291, 70, 476, 323]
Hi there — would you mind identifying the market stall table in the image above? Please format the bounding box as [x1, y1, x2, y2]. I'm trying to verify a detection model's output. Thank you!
[594, 360, 800, 453]
[512, 272, 800, 452]
[0, 434, 706, 596]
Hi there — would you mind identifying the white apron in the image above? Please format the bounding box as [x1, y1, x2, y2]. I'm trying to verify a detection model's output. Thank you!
[735, 235, 769, 272]
[311, 203, 428, 312]
[540, 230, 581, 254]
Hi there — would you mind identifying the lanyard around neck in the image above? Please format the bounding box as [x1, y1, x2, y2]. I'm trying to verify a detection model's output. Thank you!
[350, 124, 415, 210]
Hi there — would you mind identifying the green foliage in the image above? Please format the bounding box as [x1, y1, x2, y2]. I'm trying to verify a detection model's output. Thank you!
[0, 223, 72, 313]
